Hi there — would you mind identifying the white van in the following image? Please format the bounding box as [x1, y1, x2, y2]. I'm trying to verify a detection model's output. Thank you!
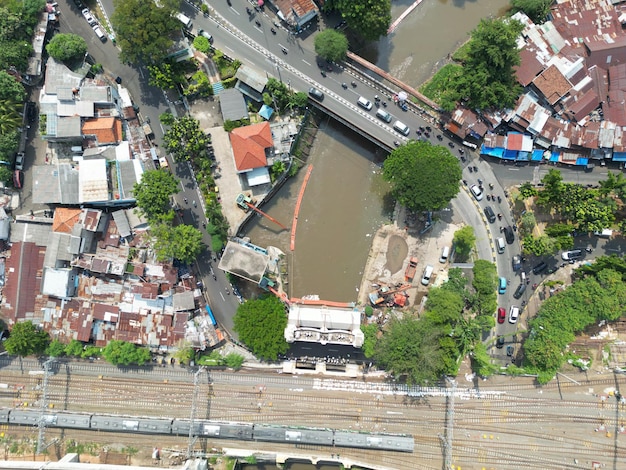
[496, 237, 505, 254]
[393, 120, 410, 136]
[93, 25, 107, 42]
[357, 96, 373, 111]
[421, 265, 434, 286]
[439, 246, 450, 264]
[375, 108, 392, 123]
[175, 12, 192, 29]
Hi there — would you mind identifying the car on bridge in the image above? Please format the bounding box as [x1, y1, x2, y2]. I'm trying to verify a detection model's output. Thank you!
[308, 87, 324, 101]
[357, 96, 373, 111]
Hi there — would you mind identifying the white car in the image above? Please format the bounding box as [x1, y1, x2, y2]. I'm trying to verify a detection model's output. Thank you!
[509, 306, 520, 324]
[15, 153, 24, 171]
[470, 184, 483, 201]
[82, 8, 96, 25]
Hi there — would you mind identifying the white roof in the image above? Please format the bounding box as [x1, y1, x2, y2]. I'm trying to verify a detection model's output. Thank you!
[79, 159, 108, 202]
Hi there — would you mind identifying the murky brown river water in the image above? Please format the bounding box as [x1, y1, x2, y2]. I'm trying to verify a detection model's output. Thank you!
[241, 0, 511, 302]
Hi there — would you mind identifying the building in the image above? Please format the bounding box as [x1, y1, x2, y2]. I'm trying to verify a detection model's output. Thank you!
[284, 303, 364, 348]
[230, 122, 274, 186]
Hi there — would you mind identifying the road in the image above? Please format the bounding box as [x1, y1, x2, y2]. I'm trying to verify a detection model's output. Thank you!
[1, 357, 625, 469]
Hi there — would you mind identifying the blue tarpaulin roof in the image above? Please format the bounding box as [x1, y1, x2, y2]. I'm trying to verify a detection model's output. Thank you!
[259, 104, 274, 120]
[613, 152, 626, 161]
[531, 149, 544, 161]
[480, 146, 504, 158]
[550, 153, 559, 162]
[503, 149, 517, 160]
[576, 157, 589, 166]
[517, 152, 530, 161]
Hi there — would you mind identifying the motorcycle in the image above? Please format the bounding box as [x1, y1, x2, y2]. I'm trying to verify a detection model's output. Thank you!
[351, 81, 357, 88]
[486, 194, 491, 201]
[281, 47, 288, 54]
[271, 28, 276, 34]
[497, 196, 502, 203]
[341, 82, 348, 89]
[468, 166, 473, 173]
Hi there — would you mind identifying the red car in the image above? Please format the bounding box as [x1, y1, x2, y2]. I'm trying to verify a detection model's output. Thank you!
[497, 307, 506, 324]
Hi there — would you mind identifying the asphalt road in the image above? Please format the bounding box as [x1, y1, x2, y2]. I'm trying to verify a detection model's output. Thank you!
[1, 356, 625, 469]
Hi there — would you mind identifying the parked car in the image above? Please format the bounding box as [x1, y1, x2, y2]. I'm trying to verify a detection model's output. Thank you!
[513, 283, 526, 299]
[81, 8, 97, 25]
[498, 277, 507, 294]
[511, 254, 522, 271]
[15, 152, 24, 171]
[532, 261, 548, 275]
[508, 306, 520, 324]
[561, 249, 583, 261]
[497, 307, 506, 324]
[496, 336, 505, 348]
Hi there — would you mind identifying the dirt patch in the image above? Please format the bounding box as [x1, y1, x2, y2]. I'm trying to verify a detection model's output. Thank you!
[385, 234, 408, 274]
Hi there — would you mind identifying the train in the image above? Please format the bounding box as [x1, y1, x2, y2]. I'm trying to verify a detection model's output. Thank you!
[0, 408, 414, 453]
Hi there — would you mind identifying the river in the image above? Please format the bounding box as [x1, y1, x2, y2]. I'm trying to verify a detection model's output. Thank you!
[241, 0, 512, 302]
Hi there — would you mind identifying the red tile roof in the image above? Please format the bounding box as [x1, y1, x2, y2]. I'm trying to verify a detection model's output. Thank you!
[52, 208, 82, 233]
[82, 117, 123, 144]
[532, 65, 572, 105]
[230, 122, 273, 171]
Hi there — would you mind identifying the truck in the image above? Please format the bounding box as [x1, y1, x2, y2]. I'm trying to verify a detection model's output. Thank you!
[404, 257, 418, 282]
[175, 12, 192, 29]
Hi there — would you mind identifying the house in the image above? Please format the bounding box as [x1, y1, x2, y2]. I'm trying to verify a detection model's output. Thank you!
[230, 122, 274, 186]
[273, 0, 319, 31]
[284, 303, 364, 348]
[82, 117, 123, 146]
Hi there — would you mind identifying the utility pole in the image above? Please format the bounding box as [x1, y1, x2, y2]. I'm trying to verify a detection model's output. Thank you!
[36, 357, 56, 454]
[187, 366, 206, 458]
[438, 377, 456, 470]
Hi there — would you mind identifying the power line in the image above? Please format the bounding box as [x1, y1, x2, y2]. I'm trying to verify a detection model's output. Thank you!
[36, 357, 56, 454]
[187, 366, 206, 458]
[438, 377, 456, 470]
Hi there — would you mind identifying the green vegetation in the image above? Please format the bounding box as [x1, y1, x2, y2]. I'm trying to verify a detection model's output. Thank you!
[323, 0, 391, 41]
[452, 226, 475, 261]
[383, 140, 462, 212]
[4, 321, 50, 357]
[0, 71, 26, 102]
[193, 35, 211, 54]
[186, 71, 212, 98]
[523, 258, 626, 383]
[148, 62, 180, 90]
[510, 0, 552, 24]
[111, 0, 182, 64]
[0, 0, 44, 72]
[0, 99, 22, 136]
[163, 116, 212, 162]
[372, 267, 498, 384]
[197, 350, 245, 370]
[313, 29, 349, 62]
[45, 33, 87, 63]
[102, 340, 151, 366]
[132, 169, 179, 222]
[263, 78, 309, 114]
[421, 18, 523, 111]
[233, 296, 288, 361]
[361, 323, 378, 358]
[520, 170, 625, 256]
[151, 223, 204, 263]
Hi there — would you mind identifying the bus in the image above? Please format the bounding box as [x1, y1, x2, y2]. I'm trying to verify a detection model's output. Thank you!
[205, 304, 217, 326]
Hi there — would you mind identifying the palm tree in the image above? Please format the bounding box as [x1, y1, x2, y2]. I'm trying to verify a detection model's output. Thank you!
[0, 99, 23, 135]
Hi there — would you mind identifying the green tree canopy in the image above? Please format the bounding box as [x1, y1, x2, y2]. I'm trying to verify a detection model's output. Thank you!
[152, 223, 204, 263]
[455, 18, 523, 110]
[111, 0, 181, 64]
[45, 339, 66, 357]
[102, 340, 151, 366]
[510, 0, 552, 24]
[453, 225, 475, 261]
[313, 29, 349, 62]
[0, 71, 25, 102]
[0, 99, 22, 135]
[45, 33, 87, 63]
[163, 116, 211, 162]
[324, 0, 391, 41]
[233, 295, 288, 361]
[147, 62, 180, 90]
[374, 315, 448, 385]
[133, 169, 179, 221]
[383, 141, 462, 212]
[472, 260, 498, 315]
[4, 321, 50, 357]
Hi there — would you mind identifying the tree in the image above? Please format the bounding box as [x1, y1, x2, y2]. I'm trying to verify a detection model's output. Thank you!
[470, 342, 498, 378]
[324, 0, 391, 41]
[186, 71, 212, 98]
[0, 167, 12, 186]
[193, 35, 210, 54]
[0, 99, 22, 135]
[0, 130, 19, 160]
[45, 339, 66, 357]
[522, 234, 556, 257]
[453, 225, 475, 261]
[174, 342, 195, 365]
[147, 63, 179, 90]
[4, 321, 50, 357]
[64, 339, 85, 357]
[374, 315, 447, 385]
[46, 34, 88, 63]
[233, 295, 288, 361]
[518, 182, 538, 200]
[111, 0, 182, 64]
[163, 116, 211, 162]
[472, 260, 497, 315]
[510, 0, 552, 24]
[361, 323, 379, 359]
[224, 353, 245, 369]
[0, 71, 25, 102]
[133, 169, 179, 221]
[102, 340, 151, 366]
[383, 141, 461, 212]
[152, 223, 204, 263]
[314, 29, 349, 62]
[538, 168, 564, 206]
[520, 211, 536, 235]
[455, 18, 523, 110]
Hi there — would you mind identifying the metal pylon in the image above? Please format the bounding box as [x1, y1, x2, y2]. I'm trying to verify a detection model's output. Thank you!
[36, 357, 56, 454]
[187, 366, 205, 458]
[438, 377, 456, 470]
